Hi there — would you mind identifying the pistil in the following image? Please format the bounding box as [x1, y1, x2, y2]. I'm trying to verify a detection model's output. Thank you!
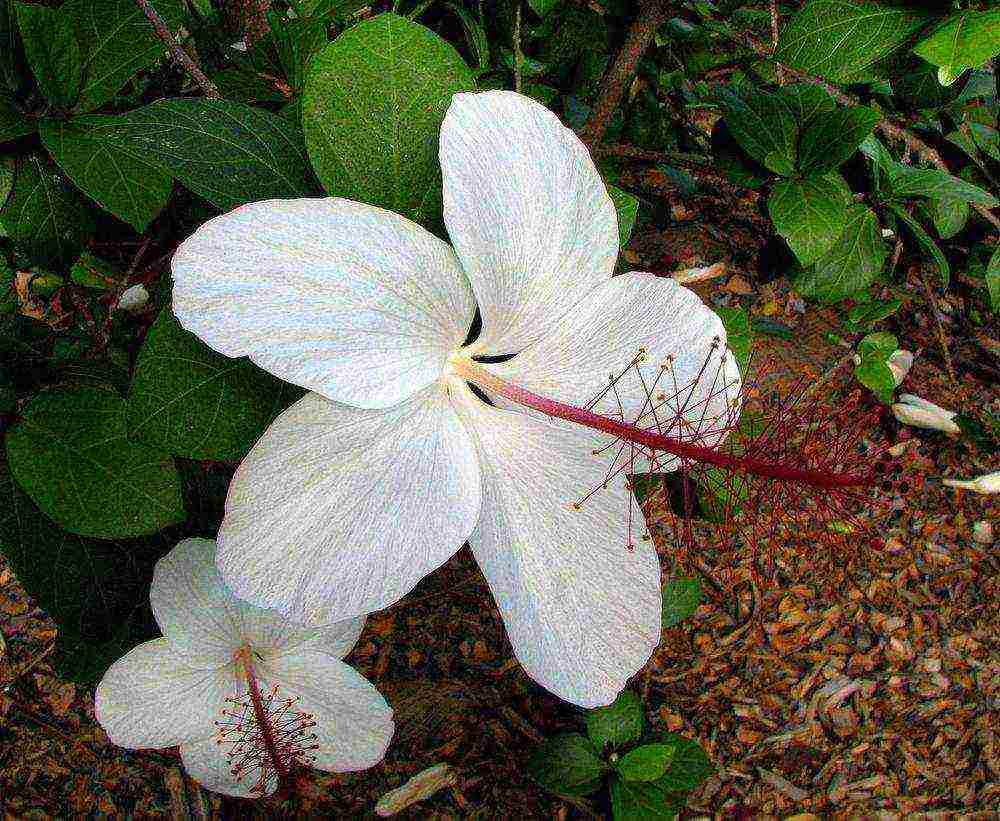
[236, 645, 291, 788]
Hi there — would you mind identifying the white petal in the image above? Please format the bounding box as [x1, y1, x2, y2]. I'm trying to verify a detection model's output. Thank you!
[489, 274, 741, 473]
[440, 91, 618, 355]
[456, 395, 662, 708]
[95, 639, 236, 749]
[261, 650, 394, 772]
[217, 386, 481, 625]
[240, 612, 366, 661]
[171, 198, 476, 409]
[150, 539, 242, 667]
[180, 735, 277, 798]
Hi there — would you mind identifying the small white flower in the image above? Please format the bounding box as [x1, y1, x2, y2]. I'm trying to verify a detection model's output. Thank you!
[94, 539, 393, 798]
[943, 471, 1000, 495]
[892, 393, 961, 434]
[118, 283, 149, 312]
[170, 90, 739, 707]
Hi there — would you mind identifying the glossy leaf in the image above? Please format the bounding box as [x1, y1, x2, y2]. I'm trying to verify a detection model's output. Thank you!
[796, 204, 887, 301]
[127, 309, 303, 460]
[797, 106, 880, 176]
[5, 388, 184, 538]
[887, 165, 997, 206]
[913, 11, 1000, 82]
[769, 175, 852, 266]
[617, 744, 675, 782]
[890, 204, 950, 287]
[16, 2, 81, 108]
[657, 733, 713, 791]
[716, 87, 796, 174]
[528, 734, 606, 797]
[661, 577, 702, 629]
[40, 117, 172, 231]
[303, 14, 475, 225]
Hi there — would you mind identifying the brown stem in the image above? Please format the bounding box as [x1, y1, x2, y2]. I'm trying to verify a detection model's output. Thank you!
[238, 647, 290, 788]
[919, 270, 958, 388]
[135, 0, 220, 99]
[579, 0, 670, 149]
[595, 142, 749, 195]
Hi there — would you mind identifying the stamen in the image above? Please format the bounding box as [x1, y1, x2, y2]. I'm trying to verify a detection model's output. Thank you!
[214, 646, 320, 796]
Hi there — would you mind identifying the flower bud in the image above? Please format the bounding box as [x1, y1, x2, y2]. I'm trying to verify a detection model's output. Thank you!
[118, 284, 149, 312]
[943, 471, 1000, 495]
[891, 394, 960, 434]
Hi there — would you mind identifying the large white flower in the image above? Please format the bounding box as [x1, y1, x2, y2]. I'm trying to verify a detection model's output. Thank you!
[171, 90, 739, 708]
[95, 539, 393, 797]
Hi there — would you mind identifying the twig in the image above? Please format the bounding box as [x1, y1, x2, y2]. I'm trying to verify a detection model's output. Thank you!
[135, 0, 221, 99]
[769, 0, 784, 85]
[919, 270, 958, 388]
[580, 0, 669, 148]
[595, 143, 748, 195]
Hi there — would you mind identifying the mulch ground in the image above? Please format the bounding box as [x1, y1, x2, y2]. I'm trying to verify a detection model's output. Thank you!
[1, 191, 998, 819]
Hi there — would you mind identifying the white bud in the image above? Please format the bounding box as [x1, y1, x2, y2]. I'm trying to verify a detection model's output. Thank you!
[892, 394, 961, 434]
[376, 764, 456, 816]
[118, 284, 149, 312]
[943, 471, 1000, 495]
[887, 349, 913, 386]
[672, 261, 726, 285]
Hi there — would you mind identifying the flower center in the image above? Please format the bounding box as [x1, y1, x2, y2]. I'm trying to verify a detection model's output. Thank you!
[214, 644, 319, 796]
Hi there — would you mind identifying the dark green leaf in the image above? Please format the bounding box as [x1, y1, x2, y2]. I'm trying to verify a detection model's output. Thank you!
[64, 0, 186, 113]
[854, 357, 895, 403]
[39, 117, 172, 231]
[0, 95, 35, 142]
[845, 297, 902, 331]
[887, 165, 997, 206]
[528, 734, 606, 797]
[445, 2, 489, 74]
[658, 733, 713, 791]
[102, 98, 313, 211]
[617, 744, 675, 782]
[608, 184, 638, 248]
[5, 388, 184, 538]
[796, 204, 887, 302]
[769, 175, 852, 266]
[527, 0, 561, 17]
[776, 0, 926, 83]
[586, 690, 644, 752]
[0, 457, 166, 684]
[69, 251, 121, 289]
[610, 777, 685, 821]
[890, 204, 949, 287]
[716, 87, 796, 173]
[1, 154, 96, 267]
[913, 11, 1000, 83]
[797, 106, 880, 176]
[926, 198, 969, 240]
[661, 577, 702, 628]
[303, 14, 475, 225]
[15, 2, 81, 108]
[986, 245, 999, 313]
[127, 309, 303, 460]
[772, 83, 836, 128]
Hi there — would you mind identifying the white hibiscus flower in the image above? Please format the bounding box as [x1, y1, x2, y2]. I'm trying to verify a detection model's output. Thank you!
[171, 90, 740, 707]
[95, 538, 394, 797]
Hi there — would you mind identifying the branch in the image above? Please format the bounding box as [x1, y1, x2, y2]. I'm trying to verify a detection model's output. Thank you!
[579, 0, 670, 148]
[595, 142, 748, 195]
[136, 0, 220, 99]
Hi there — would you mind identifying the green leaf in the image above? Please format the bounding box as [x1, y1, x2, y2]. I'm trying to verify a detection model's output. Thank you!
[0, 457, 165, 684]
[618, 744, 675, 783]
[887, 165, 998, 206]
[857, 330, 897, 359]
[776, 0, 926, 83]
[0, 95, 36, 142]
[64, 0, 186, 113]
[845, 296, 902, 331]
[926, 198, 969, 240]
[986, 245, 1000, 314]
[528, 734, 606, 797]
[100, 98, 313, 211]
[527, 0, 561, 17]
[586, 690, 644, 752]
[661, 577, 702, 628]
[16, 2, 81, 108]
[913, 11, 1000, 82]
[658, 733, 713, 791]
[716, 87, 796, 173]
[610, 777, 685, 821]
[303, 14, 475, 225]
[714, 305, 752, 369]
[854, 331, 897, 402]
[772, 83, 836, 128]
[69, 251, 121, 289]
[127, 309, 303, 460]
[796, 204, 887, 302]
[797, 106, 880, 176]
[5, 388, 184, 538]
[39, 117, 172, 231]
[608, 184, 638, 248]
[1, 154, 96, 267]
[859, 134, 895, 173]
[890, 204, 949, 287]
[445, 2, 489, 74]
[769, 175, 852, 266]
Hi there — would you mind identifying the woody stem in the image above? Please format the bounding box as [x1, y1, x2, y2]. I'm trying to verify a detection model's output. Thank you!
[452, 359, 874, 489]
[238, 646, 290, 786]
